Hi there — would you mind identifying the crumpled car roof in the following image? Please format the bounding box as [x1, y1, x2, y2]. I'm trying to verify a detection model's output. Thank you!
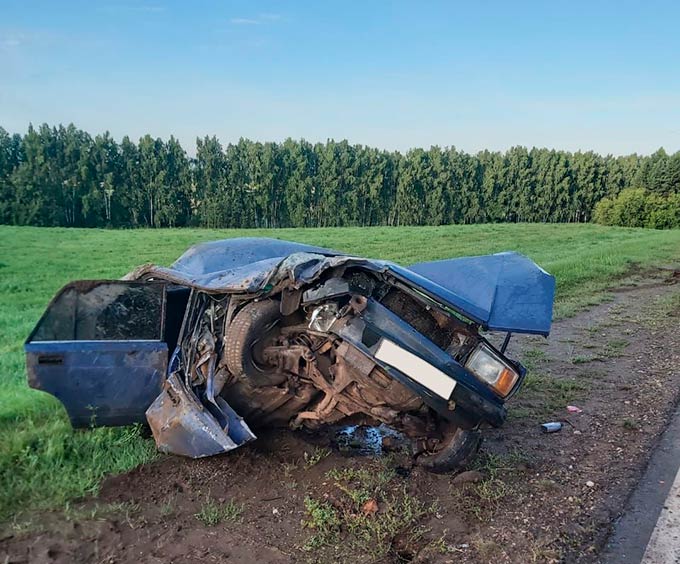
[127, 237, 555, 336]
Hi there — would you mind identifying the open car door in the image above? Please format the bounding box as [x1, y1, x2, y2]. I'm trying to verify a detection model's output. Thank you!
[25, 281, 170, 427]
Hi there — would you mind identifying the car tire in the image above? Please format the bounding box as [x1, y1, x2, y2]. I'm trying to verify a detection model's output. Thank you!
[224, 299, 287, 387]
[416, 426, 482, 474]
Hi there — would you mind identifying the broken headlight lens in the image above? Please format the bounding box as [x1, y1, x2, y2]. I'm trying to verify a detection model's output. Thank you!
[465, 344, 519, 398]
[308, 303, 339, 332]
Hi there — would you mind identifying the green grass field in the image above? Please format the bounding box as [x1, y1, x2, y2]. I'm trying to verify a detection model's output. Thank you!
[1, 223, 679, 521]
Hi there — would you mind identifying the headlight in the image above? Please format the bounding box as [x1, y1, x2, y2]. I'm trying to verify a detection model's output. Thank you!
[308, 303, 338, 332]
[465, 344, 519, 398]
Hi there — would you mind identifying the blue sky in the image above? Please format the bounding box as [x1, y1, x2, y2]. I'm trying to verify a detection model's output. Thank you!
[1, 0, 679, 155]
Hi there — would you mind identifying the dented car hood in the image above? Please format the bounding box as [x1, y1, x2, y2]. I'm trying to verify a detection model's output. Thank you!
[127, 238, 555, 336]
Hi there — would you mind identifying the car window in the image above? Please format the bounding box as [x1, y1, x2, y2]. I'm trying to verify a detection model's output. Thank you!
[31, 282, 165, 341]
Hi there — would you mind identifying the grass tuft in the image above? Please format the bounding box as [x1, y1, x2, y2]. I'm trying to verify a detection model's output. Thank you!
[302, 497, 343, 550]
[194, 498, 244, 526]
[303, 447, 331, 468]
[304, 460, 434, 558]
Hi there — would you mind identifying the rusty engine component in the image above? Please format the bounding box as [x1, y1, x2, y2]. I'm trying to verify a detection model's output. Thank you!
[163, 289, 433, 443]
[143, 264, 489, 465]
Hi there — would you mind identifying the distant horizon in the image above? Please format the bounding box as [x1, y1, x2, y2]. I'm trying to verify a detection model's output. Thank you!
[3, 121, 676, 159]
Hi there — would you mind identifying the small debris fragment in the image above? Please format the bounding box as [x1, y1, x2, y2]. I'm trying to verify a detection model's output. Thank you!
[452, 470, 484, 485]
[541, 422, 563, 433]
[272, 507, 279, 515]
[394, 466, 411, 478]
[362, 499, 378, 516]
[586, 480, 595, 488]
[381, 435, 401, 451]
[566, 405, 583, 413]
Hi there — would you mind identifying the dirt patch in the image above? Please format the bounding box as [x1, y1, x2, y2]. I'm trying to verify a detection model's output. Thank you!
[2, 269, 679, 564]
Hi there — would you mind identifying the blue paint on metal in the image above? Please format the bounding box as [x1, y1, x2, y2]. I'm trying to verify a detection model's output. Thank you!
[162, 239, 555, 336]
[25, 340, 167, 427]
[24, 238, 554, 447]
[332, 298, 508, 430]
[171, 237, 340, 275]
[402, 251, 556, 336]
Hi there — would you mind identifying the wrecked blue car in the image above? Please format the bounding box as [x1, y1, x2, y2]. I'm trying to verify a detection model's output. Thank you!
[25, 238, 555, 472]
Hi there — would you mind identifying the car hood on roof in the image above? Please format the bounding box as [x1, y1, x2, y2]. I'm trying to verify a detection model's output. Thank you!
[125, 238, 555, 336]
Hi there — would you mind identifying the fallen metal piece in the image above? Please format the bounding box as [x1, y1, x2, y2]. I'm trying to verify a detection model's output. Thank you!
[146, 372, 256, 458]
[541, 422, 563, 433]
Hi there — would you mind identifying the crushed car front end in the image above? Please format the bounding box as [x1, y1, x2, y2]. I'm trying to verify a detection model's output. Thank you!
[25, 238, 554, 473]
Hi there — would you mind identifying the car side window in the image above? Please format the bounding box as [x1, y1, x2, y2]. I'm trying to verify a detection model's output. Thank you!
[30, 282, 165, 342]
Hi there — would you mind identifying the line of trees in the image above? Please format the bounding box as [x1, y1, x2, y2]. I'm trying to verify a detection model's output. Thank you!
[593, 188, 680, 229]
[1, 123, 679, 229]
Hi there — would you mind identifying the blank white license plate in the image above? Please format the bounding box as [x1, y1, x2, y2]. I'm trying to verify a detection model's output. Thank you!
[374, 338, 456, 399]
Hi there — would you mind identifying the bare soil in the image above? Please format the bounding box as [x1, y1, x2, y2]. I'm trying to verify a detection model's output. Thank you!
[2, 268, 679, 564]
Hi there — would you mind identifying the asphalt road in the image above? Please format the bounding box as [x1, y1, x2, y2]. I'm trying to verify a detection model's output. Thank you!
[603, 402, 680, 563]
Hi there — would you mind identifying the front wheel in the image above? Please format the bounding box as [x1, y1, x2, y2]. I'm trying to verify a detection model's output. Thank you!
[224, 299, 286, 387]
[416, 425, 482, 474]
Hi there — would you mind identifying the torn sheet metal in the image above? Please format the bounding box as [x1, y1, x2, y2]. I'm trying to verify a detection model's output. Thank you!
[125, 238, 554, 336]
[146, 372, 255, 458]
